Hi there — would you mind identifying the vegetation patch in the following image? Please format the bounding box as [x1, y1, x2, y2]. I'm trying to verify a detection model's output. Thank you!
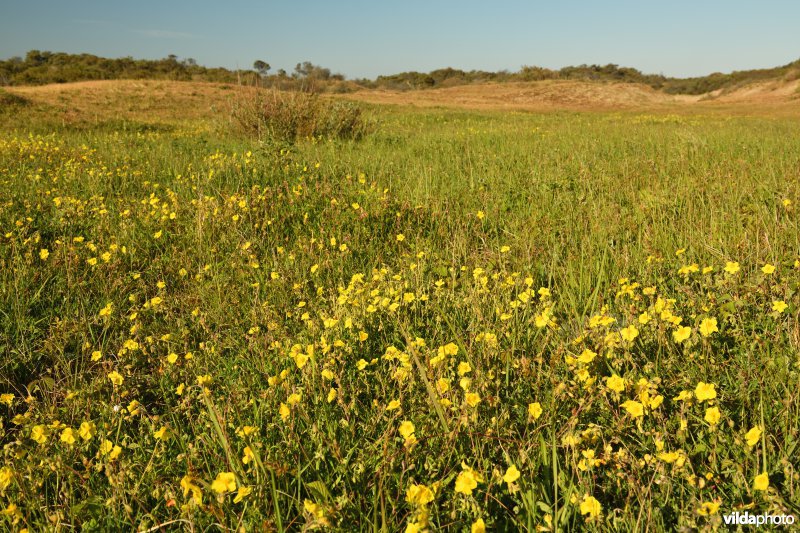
[231, 89, 371, 142]
[0, 89, 30, 109]
[0, 85, 798, 531]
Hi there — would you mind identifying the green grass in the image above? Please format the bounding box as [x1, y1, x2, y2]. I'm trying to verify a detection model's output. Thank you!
[1, 95, 799, 531]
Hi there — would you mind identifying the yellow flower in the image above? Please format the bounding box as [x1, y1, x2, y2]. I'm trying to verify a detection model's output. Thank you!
[153, 426, 168, 440]
[167, 352, 178, 364]
[304, 500, 328, 524]
[704, 406, 721, 426]
[287, 392, 301, 406]
[454, 467, 482, 495]
[471, 518, 486, 533]
[698, 317, 718, 337]
[293, 352, 309, 369]
[99, 439, 114, 455]
[406, 484, 434, 506]
[181, 475, 203, 505]
[107, 371, 124, 386]
[31, 424, 48, 444]
[1, 503, 22, 522]
[772, 300, 788, 313]
[528, 402, 543, 420]
[724, 261, 740, 274]
[694, 382, 717, 402]
[577, 349, 597, 364]
[98, 302, 113, 317]
[621, 400, 644, 418]
[620, 325, 639, 342]
[0, 466, 13, 493]
[78, 421, 96, 441]
[233, 486, 252, 503]
[745, 426, 762, 447]
[579, 494, 602, 518]
[109, 444, 122, 460]
[465, 392, 481, 407]
[657, 451, 681, 463]
[386, 399, 401, 411]
[761, 263, 776, 275]
[396, 234, 405, 242]
[39, 248, 49, 260]
[503, 464, 521, 484]
[60, 427, 77, 445]
[279, 403, 290, 421]
[211, 472, 237, 494]
[698, 500, 721, 516]
[327, 388, 337, 403]
[672, 326, 692, 343]
[649, 395, 664, 410]
[457, 361, 472, 375]
[399, 421, 415, 439]
[753, 472, 769, 491]
[242, 446, 255, 464]
[405, 522, 425, 533]
[606, 375, 626, 393]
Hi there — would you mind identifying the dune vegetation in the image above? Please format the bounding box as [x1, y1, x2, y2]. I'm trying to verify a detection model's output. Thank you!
[1, 82, 799, 531]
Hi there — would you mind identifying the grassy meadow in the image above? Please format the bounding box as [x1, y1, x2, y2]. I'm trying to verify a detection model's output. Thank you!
[1, 85, 799, 531]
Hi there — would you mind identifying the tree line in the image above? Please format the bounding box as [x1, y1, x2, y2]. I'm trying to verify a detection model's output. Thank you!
[2, 50, 798, 95]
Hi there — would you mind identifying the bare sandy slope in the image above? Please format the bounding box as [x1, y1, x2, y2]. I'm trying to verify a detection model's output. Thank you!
[5, 78, 800, 120]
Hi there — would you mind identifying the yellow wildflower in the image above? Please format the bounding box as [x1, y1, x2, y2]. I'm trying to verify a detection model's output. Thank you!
[753, 472, 769, 491]
[698, 317, 718, 337]
[694, 382, 717, 402]
[704, 406, 721, 426]
[745, 426, 762, 447]
[503, 464, 521, 484]
[579, 494, 602, 518]
[211, 472, 237, 494]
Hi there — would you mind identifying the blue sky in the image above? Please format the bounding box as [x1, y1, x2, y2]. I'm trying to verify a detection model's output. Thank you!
[1, 1, 798, 79]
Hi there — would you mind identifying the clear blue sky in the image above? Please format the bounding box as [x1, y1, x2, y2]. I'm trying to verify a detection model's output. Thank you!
[1, 0, 798, 79]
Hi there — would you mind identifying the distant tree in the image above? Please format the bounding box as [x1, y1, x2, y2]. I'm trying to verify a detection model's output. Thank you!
[253, 60, 271, 75]
[294, 61, 331, 80]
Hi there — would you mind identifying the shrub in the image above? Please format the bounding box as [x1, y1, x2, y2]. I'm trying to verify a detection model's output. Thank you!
[231, 89, 370, 142]
[0, 88, 30, 108]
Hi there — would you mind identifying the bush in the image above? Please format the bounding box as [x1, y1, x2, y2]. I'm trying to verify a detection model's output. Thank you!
[0, 88, 30, 108]
[231, 89, 370, 142]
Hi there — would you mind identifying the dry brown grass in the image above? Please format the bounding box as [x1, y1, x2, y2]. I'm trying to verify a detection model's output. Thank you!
[5, 80, 248, 124]
[343, 78, 800, 116]
[5, 77, 799, 124]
